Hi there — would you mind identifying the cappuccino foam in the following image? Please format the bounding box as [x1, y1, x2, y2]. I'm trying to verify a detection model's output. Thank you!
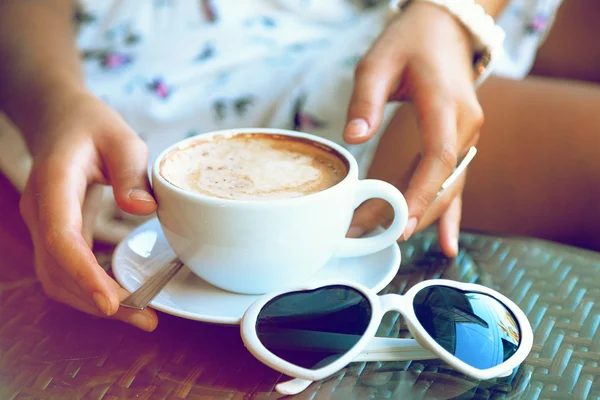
[160, 134, 348, 200]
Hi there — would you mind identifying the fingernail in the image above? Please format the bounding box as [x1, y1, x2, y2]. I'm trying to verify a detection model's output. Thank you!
[403, 217, 418, 241]
[344, 119, 369, 139]
[93, 292, 112, 316]
[128, 188, 156, 203]
[450, 235, 459, 255]
[128, 313, 154, 331]
[347, 226, 365, 238]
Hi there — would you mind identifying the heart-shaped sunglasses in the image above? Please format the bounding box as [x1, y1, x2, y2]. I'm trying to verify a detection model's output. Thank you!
[241, 279, 533, 395]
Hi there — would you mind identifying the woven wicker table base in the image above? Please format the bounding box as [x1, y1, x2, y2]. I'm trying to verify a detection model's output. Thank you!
[1, 228, 600, 400]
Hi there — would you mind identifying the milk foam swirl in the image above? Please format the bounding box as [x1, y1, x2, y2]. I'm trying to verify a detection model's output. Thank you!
[160, 134, 348, 200]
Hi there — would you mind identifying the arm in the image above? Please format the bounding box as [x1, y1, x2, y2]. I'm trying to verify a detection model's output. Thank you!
[0, 0, 84, 149]
[0, 0, 158, 331]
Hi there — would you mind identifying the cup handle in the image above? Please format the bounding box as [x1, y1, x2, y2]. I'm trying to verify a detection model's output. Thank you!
[334, 180, 409, 258]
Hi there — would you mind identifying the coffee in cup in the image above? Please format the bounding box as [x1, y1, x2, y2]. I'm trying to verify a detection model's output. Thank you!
[159, 133, 348, 201]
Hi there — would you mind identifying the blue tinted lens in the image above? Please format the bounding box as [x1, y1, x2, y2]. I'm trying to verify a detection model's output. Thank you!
[255, 285, 372, 370]
[413, 286, 521, 370]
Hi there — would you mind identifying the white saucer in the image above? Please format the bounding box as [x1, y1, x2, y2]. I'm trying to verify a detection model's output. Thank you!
[113, 218, 400, 325]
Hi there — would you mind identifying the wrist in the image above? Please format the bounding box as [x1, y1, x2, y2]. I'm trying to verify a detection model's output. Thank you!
[399, 1, 475, 78]
[8, 71, 88, 148]
[406, 2, 473, 54]
[390, 0, 505, 82]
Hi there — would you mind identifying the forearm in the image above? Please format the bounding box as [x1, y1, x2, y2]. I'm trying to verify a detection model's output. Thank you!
[0, 0, 84, 141]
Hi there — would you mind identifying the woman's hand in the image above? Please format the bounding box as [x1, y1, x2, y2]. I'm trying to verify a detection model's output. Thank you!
[344, 2, 484, 256]
[19, 89, 159, 331]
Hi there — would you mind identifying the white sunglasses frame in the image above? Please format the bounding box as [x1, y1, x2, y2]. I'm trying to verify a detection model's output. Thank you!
[241, 278, 533, 389]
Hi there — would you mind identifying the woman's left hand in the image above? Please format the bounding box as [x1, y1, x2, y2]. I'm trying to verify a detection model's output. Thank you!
[344, 2, 484, 256]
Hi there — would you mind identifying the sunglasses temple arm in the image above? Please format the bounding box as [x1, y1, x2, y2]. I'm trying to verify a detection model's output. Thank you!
[259, 328, 437, 361]
[274, 338, 437, 396]
[275, 378, 314, 395]
[354, 337, 437, 362]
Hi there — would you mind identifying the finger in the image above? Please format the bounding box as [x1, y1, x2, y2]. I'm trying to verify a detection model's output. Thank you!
[44, 278, 158, 331]
[38, 260, 158, 331]
[112, 284, 159, 331]
[347, 199, 393, 238]
[437, 193, 462, 257]
[344, 44, 406, 144]
[112, 301, 159, 332]
[34, 161, 120, 316]
[99, 132, 157, 216]
[403, 101, 458, 241]
[405, 98, 480, 241]
[348, 154, 421, 237]
[412, 169, 466, 232]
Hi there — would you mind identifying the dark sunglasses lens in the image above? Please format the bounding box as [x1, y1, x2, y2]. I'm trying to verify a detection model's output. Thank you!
[255, 285, 372, 370]
[413, 286, 520, 369]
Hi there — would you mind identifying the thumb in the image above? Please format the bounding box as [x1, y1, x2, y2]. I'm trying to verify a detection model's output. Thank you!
[100, 134, 157, 216]
[344, 57, 405, 145]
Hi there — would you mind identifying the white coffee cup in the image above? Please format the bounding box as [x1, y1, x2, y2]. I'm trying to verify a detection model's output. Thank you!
[152, 128, 408, 294]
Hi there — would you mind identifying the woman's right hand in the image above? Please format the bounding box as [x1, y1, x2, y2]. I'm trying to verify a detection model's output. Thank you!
[19, 89, 159, 331]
